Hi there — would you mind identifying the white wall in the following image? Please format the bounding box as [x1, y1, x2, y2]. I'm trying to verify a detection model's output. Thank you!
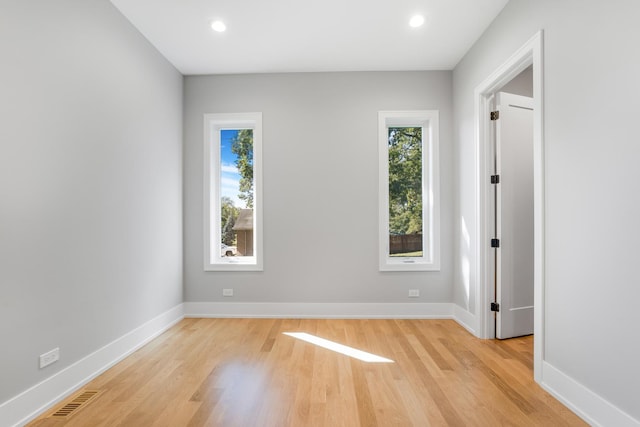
[0, 0, 183, 405]
[453, 0, 640, 422]
[184, 72, 453, 306]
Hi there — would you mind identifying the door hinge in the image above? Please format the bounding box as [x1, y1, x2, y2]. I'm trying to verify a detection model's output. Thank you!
[491, 302, 500, 312]
[490, 110, 500, 120]
[490, 175, 500, 184]
[491, 238, 500, 248]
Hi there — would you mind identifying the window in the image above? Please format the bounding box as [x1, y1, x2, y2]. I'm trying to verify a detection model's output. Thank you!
[204, 113, 263, 271]
[378, 111, 440, 271]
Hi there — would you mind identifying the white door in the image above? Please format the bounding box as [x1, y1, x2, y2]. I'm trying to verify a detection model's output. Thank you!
[494, 92, 534, 339]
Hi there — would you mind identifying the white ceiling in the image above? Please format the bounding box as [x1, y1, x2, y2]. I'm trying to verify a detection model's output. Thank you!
[110, 0, 509, 75]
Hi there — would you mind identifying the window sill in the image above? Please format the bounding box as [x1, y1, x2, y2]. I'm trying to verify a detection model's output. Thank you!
[379, 258, 440, 272]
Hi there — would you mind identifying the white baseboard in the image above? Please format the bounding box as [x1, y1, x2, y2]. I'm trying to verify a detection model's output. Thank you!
[452, 304, 479, 336]
[541, 361, 640, 427]
[184, 301, 455, 319]
[0, 304, 184, 427]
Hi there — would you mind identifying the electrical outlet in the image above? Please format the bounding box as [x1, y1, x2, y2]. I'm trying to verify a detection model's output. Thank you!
[408, 289, 420, 298]
[222, 288, 233, 297]
[39, 347, 60, 369]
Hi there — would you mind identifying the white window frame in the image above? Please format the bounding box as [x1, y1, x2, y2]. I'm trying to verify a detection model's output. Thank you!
[204, 112, 263, 271]
[378, 110, 440, 271]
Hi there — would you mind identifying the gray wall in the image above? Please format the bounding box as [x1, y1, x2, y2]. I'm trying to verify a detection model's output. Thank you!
[500, 65, 533, 97]
[453, 0, 640, 420]
[184, 72, 453, 303]
[0, 0, 183, 403]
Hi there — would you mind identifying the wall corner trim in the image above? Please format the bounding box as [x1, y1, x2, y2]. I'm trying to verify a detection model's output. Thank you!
[452, 304, 479, 336]
[541, 361, 640, 427]
[0, 304, 185, 427]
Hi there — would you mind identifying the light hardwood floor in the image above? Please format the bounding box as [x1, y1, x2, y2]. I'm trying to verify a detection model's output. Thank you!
[29, 318, 586, 426]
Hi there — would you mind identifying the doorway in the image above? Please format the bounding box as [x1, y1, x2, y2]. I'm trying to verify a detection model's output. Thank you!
[474, 31, 544, 381]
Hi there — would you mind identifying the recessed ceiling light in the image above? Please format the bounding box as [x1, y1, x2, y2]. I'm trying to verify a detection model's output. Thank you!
[409, 15, 425, 28]
[211, 20, 226, 32]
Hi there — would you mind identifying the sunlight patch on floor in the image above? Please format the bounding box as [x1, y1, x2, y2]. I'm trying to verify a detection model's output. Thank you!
[283, 332, 394, 363]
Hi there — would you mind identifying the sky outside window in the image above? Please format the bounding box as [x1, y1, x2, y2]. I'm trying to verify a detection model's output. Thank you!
[220, 129, 243, 207]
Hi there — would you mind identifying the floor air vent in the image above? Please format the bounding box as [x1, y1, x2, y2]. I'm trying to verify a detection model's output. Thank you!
[50, 390, 101, 418]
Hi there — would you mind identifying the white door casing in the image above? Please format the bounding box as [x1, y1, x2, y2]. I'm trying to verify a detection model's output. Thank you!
[474, 30, 543, 381]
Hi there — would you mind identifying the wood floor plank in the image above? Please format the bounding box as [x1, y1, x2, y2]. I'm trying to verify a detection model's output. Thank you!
[387, 320, 468, 426]
[28, 319, 588, 427]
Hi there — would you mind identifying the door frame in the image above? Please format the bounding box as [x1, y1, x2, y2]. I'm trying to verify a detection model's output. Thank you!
[474, 30, 544, 381]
